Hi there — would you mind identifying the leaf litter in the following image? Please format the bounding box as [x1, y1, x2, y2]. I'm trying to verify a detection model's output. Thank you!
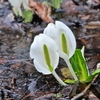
[0, 0, 100, 99]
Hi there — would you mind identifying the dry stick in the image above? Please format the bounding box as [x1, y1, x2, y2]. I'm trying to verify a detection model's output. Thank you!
[34, 93, 54, 100]
[21, 79, 56, 100]
[71, 63, 100, 100]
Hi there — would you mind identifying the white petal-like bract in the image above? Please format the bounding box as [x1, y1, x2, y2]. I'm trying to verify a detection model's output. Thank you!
[44, 21, 76, 58]
[30, 34, 59, 74]
[44, 21, 78, 81]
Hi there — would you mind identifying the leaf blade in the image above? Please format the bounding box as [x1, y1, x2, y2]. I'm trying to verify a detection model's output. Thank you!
[86, 69, 100, 82]
[70, 49, 89, 82]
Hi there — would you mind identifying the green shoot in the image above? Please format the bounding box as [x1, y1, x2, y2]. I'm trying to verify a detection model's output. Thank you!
[22, 9, 33, 23]
[65, 48, 100, 83]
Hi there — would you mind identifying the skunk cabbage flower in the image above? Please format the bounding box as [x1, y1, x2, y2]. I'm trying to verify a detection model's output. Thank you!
[8, 0, 23, 16]
[44, 21, 78, 81]
[30, 34, 59, 74]
[30, 34, 66, 86]
[44, 21, 76, 58]
[8, 0, 29, 16]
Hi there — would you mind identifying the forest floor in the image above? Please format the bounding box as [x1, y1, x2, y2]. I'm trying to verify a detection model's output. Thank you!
[0, 0, 100, 100]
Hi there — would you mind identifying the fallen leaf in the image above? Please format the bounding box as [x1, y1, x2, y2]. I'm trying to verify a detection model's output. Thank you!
[78, 38, 94, 49]
[88, 21, 100, 25]
[62, 0, 78, 14]
[81, 15, 90, 20]
[84, 21, 100, 29]
[60, 67, 72, 78]
[29, 0, 54, 23]
[11, 62, 21, 68]
[0, 58, 6, 64]
[3, 13, 14, 26]
[84, 25, 100, 29]
[87, 91, 99, 100]
[86, 0, 100, 6]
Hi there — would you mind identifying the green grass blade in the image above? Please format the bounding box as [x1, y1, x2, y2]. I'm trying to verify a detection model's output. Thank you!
[65, 79, 77, 84]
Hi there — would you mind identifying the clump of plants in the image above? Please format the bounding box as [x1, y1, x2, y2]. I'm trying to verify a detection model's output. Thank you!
[30, 21, 100, 85]
[8, 0, 33, 22]
[8, 0, 100, 86]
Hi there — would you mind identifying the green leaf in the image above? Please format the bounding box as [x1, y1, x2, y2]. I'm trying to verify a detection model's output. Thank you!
[70, 49, 89, 82]
[85, 69, 100, 82]
[52, 0, 56, 8]
[54, 93, 62, 99]
[52, 0, 61, 9]
[22, 9, 33, 23]
[64, 79, 77, 84]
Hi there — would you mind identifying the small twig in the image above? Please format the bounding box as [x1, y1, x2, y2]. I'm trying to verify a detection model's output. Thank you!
[34, 93, 54, 100]
[21, 79, 55, 100]
[30, 27, 44, 34]
[71, 63, 100, 100]
[0, 59, 29, 62]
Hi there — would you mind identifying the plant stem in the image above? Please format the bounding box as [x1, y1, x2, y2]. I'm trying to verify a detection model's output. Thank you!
[71, 68, 99, 100]
[64, 57, 78, 81]
[52, 70, 66, 86]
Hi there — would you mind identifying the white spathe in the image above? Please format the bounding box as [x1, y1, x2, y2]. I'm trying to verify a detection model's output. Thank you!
[8, 0, 29, 16]
[30, 34, 66, 86]
[44, 21, 78, 81]
[30, 34, 59, 74]
[8, 0, 23, 8]
[44, 21, 76, 59]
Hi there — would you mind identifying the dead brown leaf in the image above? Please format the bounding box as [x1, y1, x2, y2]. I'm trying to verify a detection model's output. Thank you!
[60, 67, 72, 78]
[0, 58, 6, 64]
[81, 15, 90, 20]
[84, 21, 100, 29]
[62, 0, 78, 14]
[84, 25, 100, 29]
[88, 21, 100, 25]
[79, 38, 94, 49]
[29, 0, 54, 23]
[10, 77, 16, 89]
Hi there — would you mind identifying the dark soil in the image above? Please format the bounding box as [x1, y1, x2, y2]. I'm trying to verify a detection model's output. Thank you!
[0, 0, 100, 100]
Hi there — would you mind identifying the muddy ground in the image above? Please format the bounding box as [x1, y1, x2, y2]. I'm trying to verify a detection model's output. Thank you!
[0, 0, 100, 100]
